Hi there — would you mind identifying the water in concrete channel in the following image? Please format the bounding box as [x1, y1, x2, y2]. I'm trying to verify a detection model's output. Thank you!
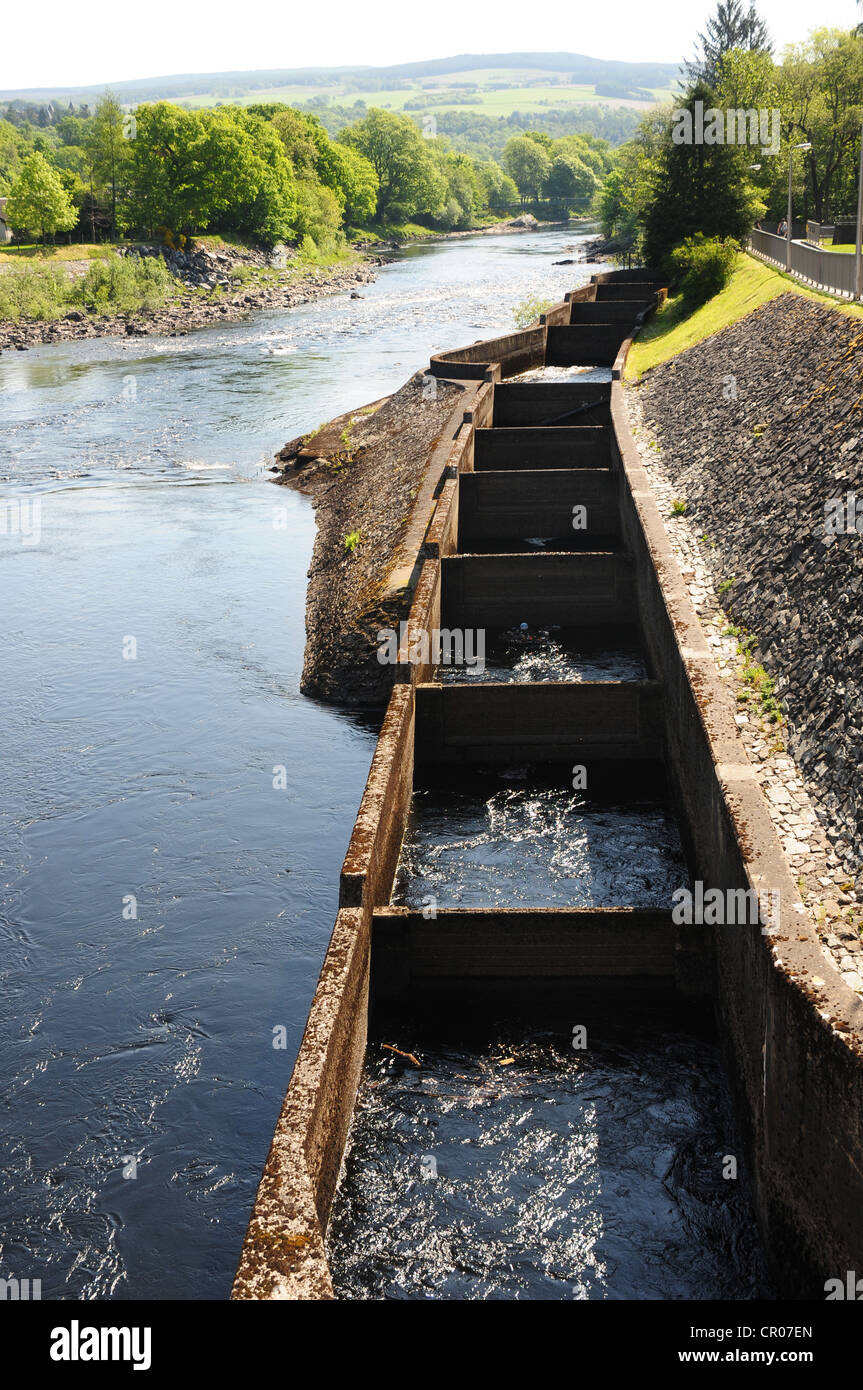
[392, 763, 686, 910]
[434, 624, 648, 685]
[513, 365, 613, 385]
[327, 1021, 772, 1301]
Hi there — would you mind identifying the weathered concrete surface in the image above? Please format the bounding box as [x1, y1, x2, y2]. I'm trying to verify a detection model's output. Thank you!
[414, 679, 663, 763]
[371, 907, 712, 1003]
[232, 907, 368, 1301]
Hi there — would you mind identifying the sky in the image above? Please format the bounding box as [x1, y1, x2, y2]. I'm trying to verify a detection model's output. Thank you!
[1, 0, 860, 92]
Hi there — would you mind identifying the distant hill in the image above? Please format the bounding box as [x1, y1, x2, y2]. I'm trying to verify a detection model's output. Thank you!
[0, 51, 679, 105]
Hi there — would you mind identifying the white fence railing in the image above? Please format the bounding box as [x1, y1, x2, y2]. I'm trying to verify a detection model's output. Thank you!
[749, 228, 857, 299]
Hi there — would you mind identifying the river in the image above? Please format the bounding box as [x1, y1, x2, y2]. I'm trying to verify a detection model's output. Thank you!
[0, 226, 616, 1300]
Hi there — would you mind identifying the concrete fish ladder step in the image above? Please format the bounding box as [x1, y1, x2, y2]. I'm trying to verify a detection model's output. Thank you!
[370, 907, 710, 1004]
[472, 426, 610, 470]
[459, 468, 619, 548]
[413, 679, 663, 765]
[441, 551, 635, 628]
[234, 267, 863, 1303]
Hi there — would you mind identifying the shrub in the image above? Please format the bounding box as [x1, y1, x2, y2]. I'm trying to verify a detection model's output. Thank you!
[74, 253, 172, 314]
[0, 263, 70, 320]
[512, 294, 554, 329]
[668, 234, 738, 306]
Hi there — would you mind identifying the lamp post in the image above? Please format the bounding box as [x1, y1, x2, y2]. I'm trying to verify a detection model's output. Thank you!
[787, 142, 812, 271]
[855, 120, 863, 299]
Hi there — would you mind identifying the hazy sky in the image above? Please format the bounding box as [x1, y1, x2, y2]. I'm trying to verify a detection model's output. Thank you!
[1, 0, 860, 91]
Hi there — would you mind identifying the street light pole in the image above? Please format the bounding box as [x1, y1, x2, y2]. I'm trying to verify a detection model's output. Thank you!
[787, 142, 812, 272]
[855, 120, 863, 299]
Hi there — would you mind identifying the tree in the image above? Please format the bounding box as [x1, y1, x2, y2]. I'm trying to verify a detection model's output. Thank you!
[5, 152, 77, 243]
[329, 143, 378, 226]
[87, 92, 129, 238]
[502, 135, 552, 203]
[687, 1, 771, 85]
[545, 151, 599, 208]
[339, 108, 445, 221]
[642, 85, 765, 264]
[127, 104, 297, 244]
[779, 30, 863, 222]
[271, 107, 379, 229]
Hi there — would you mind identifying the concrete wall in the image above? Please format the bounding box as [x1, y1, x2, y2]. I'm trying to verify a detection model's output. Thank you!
[474, 425, 610, 470]
[372, 907, 711, 1007]
[414, 679, 663, 764]
[458, 468, 618, 545]
[492, 382, 611, 428]
[441, 551, 635, 628]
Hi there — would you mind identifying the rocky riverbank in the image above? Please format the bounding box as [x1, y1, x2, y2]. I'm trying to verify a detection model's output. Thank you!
[628, 291, 863, 980]
[274, 372, 463, 706]
[0, 241, 385, 351]
[0, 215, 576, 352]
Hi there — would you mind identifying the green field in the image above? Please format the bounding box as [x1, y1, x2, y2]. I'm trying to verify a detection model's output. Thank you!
[178, 67, 674, 115]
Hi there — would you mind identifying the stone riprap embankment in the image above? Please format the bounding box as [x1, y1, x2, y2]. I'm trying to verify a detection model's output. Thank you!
[633, 293, 863, 909]
[275, 373, 462, 706]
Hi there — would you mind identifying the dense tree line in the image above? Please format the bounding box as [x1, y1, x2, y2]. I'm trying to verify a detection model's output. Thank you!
[0, 95, 614, 248]
[599, 2, 863, 266]
[311, 102, 641, 157]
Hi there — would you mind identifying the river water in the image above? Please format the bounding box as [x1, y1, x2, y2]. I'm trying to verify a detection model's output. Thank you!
[0, 226, 615, 1300]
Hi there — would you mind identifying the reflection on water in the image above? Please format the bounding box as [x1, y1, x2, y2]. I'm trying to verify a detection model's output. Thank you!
[329, 1027, 771, 1301]
[393, 767, 687, 910]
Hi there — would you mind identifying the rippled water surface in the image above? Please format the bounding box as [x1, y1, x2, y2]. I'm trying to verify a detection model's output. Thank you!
[329, 1027, 771, 1301]
[435, 626, 648, 684]
[0, 227, 609, 1298]
[393, 767, 687, 910]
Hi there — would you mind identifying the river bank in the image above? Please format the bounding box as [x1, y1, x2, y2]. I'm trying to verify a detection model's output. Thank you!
[275, 373, 464, 705]
[628, 291, 863, 986]
[0, 247, 382, 351]
[0, 215, 582, 353]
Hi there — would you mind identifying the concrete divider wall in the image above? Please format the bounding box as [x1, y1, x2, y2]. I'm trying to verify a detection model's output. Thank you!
[442, 551, 635, 628]
[414, 680, 663, 764]
[492, 382, 611, 428]
[458, 468, 618, 544]
[473, 425, 610, 470]
[547, 324, 633, 367]
[371, 907, 710, 1005]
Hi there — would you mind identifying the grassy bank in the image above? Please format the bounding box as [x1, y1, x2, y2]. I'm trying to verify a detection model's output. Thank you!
[0, 243, 115, 264]
[0, 252, 174, 321]
[627, 252, 863, 380]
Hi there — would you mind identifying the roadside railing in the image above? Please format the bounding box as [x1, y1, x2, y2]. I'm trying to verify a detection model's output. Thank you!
[749, 227, 857, 300]
[805, 220, 835, 246]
